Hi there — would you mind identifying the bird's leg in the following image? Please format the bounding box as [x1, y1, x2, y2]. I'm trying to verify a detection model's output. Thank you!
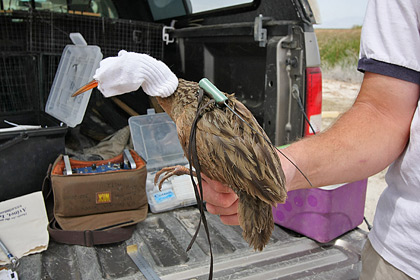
[154, 165, 196, 190]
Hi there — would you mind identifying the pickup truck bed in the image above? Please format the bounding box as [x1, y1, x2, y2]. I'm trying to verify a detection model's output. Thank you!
[15, 206, 367, 280]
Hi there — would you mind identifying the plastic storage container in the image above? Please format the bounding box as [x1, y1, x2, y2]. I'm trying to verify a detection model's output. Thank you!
[46, 33, 103, 128]
[272, 179, 368, 243]
[0, 112, 67, 201]
[129, 109, 196, 213]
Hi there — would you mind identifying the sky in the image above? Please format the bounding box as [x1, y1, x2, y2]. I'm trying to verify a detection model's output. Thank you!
[314, 0, 369, 29]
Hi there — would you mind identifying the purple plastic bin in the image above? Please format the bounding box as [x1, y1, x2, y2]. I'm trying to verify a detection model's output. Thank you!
[272, 179, 368, 243]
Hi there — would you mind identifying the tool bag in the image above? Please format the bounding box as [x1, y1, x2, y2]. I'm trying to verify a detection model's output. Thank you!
[43, 149, 148, 246]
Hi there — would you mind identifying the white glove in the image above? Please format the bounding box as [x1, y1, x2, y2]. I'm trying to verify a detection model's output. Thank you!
[93, 50, 178, 98]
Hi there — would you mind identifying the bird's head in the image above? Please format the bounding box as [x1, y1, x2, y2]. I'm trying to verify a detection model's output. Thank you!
[72, 50, 178, 99]
[73, 51, 206, 123]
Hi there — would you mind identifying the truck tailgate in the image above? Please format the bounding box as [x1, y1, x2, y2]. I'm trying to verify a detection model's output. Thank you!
[14, 206, 367, 279]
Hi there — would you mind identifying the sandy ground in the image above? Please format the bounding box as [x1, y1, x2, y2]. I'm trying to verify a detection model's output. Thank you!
[321, 79, 387, 232]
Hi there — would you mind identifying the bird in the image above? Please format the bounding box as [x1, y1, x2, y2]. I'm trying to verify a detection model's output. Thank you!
[73, 50, 287, 251]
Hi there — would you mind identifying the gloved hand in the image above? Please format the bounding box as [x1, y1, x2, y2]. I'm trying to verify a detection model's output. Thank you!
[93, 50, 178, 98]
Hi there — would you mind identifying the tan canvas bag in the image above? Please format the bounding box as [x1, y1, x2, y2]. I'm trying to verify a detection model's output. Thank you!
[44, 150, 148, 246]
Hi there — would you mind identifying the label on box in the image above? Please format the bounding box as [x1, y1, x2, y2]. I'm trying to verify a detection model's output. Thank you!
[154, 190, 176, 204]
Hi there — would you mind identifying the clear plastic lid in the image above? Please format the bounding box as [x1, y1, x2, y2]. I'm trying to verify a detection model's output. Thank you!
[129, 109, 188, 172]
[45, 33, 103, 128]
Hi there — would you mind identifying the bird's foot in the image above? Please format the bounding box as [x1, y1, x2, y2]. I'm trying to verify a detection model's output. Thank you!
[154, 165, 195, 190]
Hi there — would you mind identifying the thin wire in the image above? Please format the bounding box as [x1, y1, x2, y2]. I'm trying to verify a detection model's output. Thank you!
[223, 103, 313, 187]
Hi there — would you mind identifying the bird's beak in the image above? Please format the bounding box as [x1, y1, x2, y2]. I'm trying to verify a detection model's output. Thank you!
[71, 80, 99, 97]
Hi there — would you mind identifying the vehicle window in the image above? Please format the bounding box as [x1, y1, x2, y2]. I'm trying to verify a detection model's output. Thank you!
[190, 0, 252, 13]
[147, 0, 254, 21]
[3, 0, 118, 18]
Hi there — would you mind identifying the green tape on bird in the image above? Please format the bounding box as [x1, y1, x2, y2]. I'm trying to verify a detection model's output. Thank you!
[199, 78, 228, 105]
[278, 144, 290, 149]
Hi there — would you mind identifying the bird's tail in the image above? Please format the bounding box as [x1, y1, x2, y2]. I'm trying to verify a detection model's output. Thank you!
[238, 193, 274, 251]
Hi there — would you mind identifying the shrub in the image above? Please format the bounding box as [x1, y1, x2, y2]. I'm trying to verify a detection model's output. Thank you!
[315, 27, 363, 82]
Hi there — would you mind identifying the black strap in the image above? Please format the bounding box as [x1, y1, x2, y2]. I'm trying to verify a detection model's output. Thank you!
[47, 218, 136, 246]
[186, 89, 215, 279]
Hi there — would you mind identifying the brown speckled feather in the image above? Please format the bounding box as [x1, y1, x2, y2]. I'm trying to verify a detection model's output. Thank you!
[157, 79, 286, 250]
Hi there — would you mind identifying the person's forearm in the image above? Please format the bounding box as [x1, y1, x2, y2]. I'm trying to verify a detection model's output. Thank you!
[280, 73, 419, 191]
[281, 106, 405, 190]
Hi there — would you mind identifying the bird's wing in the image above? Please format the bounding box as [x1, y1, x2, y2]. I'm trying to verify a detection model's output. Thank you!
[192, 96, 287, 205]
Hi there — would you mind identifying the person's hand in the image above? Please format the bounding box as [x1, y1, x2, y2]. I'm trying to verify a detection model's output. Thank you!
[201, 174, 240, 225]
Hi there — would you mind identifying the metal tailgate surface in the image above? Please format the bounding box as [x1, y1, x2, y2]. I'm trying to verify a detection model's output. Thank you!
[15, 207, 367, 280]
